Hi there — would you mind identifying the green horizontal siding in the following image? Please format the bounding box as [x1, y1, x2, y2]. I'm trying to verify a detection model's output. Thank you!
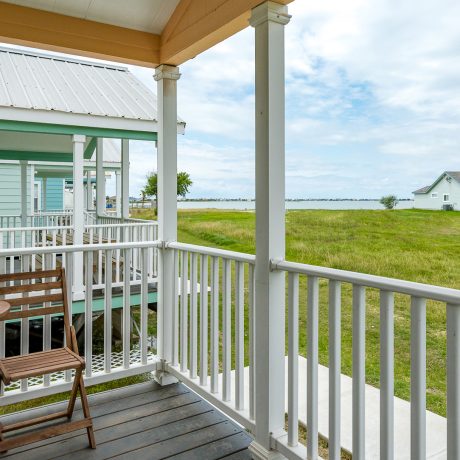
[0, 163, 31, 216]
[38, 177, 64, 211]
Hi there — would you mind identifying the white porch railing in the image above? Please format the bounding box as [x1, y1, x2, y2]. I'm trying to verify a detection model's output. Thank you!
[0, 212, 73, 229]
[0, 215, 22, 229]
[0, 221, 159, 289]
[163, 242, 257, 431]
[270, 260, 460, 460]
[1, 239, 459, 458]
[0, 241, 160, 404]
[86, 222, 158, 282]
[0, 225, 73, 257]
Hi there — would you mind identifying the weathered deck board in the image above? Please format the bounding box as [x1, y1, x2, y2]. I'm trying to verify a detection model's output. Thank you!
[0, 381, 253, 460]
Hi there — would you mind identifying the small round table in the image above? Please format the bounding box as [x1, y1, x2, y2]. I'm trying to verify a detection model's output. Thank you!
[0, 300, 10, 318]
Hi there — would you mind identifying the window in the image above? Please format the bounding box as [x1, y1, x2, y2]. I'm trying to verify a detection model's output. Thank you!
[34, 182, 41, 212]
[444, 194, 450, 202]
[431, 192, 438, 198]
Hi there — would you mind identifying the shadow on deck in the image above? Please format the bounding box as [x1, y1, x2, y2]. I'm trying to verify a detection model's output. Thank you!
[0, 381, 253, 459]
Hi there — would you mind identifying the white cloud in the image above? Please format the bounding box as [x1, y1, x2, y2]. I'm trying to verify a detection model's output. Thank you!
[3, 0, 460, 199]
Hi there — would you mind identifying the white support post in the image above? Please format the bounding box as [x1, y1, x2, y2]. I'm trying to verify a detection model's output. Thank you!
[73, 134, 86, 299]
[249, 3, 290, 459]
[29, 164, 35, 216]
[42, 177, 47, 212]
[96, 138, 105, 216]
[154, 64, 180, 385]
[86, 171, 93, 211]
[116, 170, 122, 217]
[121, 140, 130, 220]
[20, 161, 28, 226]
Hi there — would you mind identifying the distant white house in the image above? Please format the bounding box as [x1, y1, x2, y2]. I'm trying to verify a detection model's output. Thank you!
[413, 171, 460, 210]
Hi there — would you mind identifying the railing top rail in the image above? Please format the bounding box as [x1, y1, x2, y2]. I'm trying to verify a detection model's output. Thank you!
[86, 222, 157, 228]
[166, 241, 256, 264]
[0, 225, 73, 232]
[0, 240, 161, 256]
[274, 259, 460, 304]
[34, 210, 72, 215]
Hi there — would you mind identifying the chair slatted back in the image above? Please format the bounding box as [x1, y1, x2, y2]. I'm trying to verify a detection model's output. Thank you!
[0, 268, 72, 346]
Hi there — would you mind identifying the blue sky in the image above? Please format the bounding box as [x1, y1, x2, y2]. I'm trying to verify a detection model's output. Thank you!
[4, 0, 460, 199]
[125, 0, 460, 199]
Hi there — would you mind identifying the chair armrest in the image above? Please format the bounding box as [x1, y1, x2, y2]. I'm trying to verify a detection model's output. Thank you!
[0, 301, 11, 320]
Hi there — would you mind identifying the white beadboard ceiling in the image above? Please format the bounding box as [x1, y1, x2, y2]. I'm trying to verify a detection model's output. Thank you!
[1, 0, 181, 34]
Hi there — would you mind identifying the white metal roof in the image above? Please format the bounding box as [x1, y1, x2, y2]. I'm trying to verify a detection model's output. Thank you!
[2, 0, 180, 34]
[90, 139, 121, 164]
[0, 46, 158, 121]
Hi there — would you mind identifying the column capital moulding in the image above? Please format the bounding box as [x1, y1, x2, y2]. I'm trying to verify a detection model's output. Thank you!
[154, 65, 181, 82]
[249, 1, 291, 28]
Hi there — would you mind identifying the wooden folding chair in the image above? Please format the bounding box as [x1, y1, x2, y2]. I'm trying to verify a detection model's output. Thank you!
[0, 268, 96, 452]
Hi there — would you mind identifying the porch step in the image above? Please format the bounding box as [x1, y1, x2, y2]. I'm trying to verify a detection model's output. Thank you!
[227, 357, 446, 459]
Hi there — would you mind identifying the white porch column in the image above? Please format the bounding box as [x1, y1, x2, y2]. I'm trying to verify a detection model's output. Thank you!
[96, 138, 105, 216]
[154, 64, 180, 385]
[116, 170, 122, 217]
[73, 134, 86, 298]
[121, 140, 130, 219]
[29, 164, 35, 215]
[42, 177, 47, 211]
[249, 3, 290, 459]
[20, 160, 28, 226]
[86, 171, 94, 211]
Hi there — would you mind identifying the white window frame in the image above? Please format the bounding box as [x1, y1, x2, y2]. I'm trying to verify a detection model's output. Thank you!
[34, 181, 42, 212]
[444, 194, 450, 202]
[431, 192, 438, 198]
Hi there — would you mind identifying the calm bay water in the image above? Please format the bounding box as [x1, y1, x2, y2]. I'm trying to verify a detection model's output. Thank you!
[177, 200, 414, 210]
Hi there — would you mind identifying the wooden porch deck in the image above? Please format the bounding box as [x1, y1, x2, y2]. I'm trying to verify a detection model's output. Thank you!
[0, 381, 253, 460]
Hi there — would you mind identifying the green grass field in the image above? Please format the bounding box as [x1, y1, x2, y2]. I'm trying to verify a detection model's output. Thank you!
[3, 208, 458, 421]
[134, 207, 460, 417]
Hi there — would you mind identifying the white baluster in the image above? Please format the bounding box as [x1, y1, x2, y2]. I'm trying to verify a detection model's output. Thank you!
[140, 247, 149, 365]
[411, 296, 426, 459]
[180, 251, 188, 372]
[329, 280, 342, 460]
[288, 272, 299, 446]
[211, 256, 219, 393]
[200, 255, 208, 386]
[122, 247, 131, 369]
[222, 258, 231, 402]
[190, 253, 198, 379]
[353, 284, 366, 460]
[235, 261, 245, 410]
[380, 290, 394, 460]
[85, 251, 93, 377]
[307, 276, 319, 459]
[447, 303, 460, 459]
[104, 249, 113, 373]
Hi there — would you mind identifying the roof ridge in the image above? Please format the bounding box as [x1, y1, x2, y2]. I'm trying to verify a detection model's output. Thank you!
[0, 45, 128, 72]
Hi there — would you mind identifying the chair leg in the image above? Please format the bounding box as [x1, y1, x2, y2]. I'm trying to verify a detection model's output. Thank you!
[78, 376, 96, 449]
[66, 368, 82, 419]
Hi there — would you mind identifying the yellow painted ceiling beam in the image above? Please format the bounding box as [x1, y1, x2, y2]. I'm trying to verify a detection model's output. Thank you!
[0, 0, 292, 68]
[0, 2, 161, 67]
[160, 0, 292, 65]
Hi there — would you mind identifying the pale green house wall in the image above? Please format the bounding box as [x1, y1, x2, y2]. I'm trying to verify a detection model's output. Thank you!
[37, 177, 64, 211]
[0, 163, 31, 217]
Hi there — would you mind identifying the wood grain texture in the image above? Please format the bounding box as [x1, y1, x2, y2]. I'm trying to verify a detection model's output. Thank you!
[0, 269, 95, 451]
[3, 382, 253, 459]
